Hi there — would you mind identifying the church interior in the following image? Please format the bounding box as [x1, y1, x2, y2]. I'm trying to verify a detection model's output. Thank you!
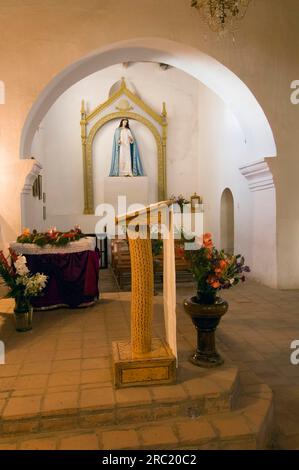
[0, 0, 299, 453]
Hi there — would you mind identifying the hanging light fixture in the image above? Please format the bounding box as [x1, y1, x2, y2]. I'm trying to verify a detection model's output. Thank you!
[191, 0, 251, 34]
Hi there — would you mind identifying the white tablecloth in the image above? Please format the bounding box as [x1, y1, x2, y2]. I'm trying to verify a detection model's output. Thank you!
[10, 237, 96, 255]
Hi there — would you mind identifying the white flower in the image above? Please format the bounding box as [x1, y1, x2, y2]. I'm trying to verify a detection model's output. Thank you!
[229, 278, 235, 285]
[16, 276, 28, 286]
[35, 273, 48, 289]
[14, 256, 29, 276]
[24, 274, 47, 296]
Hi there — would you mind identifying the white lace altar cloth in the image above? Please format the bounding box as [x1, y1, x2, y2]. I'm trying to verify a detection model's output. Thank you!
[10, 237, 96, 255]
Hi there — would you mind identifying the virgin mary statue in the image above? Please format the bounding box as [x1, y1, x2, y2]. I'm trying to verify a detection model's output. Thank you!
[109, 119, 144, 177]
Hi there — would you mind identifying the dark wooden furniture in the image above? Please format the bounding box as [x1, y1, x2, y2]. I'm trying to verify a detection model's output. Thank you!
[111, 239, 193, 289]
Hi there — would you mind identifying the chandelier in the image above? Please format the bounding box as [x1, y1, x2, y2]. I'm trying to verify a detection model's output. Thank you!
[191, 0, 251, 34]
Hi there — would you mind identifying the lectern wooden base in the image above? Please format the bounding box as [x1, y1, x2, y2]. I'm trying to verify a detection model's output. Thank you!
[112, 338, 176, 388]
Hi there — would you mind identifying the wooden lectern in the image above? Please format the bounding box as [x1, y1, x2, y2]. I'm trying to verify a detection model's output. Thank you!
[112, 200, 177, 388]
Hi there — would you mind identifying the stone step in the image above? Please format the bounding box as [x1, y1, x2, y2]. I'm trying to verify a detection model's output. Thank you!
[0, 366, 240, 436]
[0, 382, 274, 450]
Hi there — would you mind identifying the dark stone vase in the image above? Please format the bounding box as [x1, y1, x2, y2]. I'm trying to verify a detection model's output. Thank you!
[183, 295, 228, 368]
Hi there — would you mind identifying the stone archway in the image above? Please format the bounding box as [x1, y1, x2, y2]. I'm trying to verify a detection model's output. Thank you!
[20, 38, 277, 161]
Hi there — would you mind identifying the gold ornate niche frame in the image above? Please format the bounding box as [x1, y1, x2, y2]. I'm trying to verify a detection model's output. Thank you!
[80, 78, 167, 214]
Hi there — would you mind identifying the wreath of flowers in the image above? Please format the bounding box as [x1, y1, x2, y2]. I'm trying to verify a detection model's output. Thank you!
[16, 226, 85, 247]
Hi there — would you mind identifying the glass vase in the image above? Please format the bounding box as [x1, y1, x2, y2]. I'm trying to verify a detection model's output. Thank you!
[13, 297, 33, 332]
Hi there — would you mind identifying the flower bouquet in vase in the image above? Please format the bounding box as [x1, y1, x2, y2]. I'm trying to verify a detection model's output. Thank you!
[0, 250, 48, 331]
[182, 233, 250, 367]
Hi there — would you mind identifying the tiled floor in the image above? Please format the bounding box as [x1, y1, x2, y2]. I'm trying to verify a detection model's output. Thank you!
[0, 271, 299, 448]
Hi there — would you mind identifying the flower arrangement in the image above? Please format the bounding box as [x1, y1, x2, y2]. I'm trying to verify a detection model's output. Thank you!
[0, 249, 48, 312]
[17, 225, 84, 247]
[183, 232, 250, 303]
[170, 194, 189, 211]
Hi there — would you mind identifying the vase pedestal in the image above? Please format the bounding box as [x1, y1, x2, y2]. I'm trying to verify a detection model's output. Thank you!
[183, 296, 228, 368]
[189, 338, 224, 368]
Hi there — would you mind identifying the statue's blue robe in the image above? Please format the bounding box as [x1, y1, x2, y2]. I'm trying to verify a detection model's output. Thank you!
[109, 127, 144, 176]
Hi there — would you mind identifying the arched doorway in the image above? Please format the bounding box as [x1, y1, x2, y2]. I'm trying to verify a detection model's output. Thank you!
[20, 38, 276, 160]
[220, 188, 234, 254]
[18, 37, 278, 287]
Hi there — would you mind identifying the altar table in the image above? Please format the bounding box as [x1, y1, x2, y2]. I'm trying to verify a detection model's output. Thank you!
[10, 237, 100, 309]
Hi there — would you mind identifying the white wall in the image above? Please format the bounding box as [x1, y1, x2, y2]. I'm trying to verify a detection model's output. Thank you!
[252, 188, 277, 287]
[196, 85, 277, 287]
[24, 128, 45, 230]
[197, 85, 253, 267]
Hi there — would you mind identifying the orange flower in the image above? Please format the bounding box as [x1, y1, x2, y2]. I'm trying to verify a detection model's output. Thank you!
[218, 259, 228, 270]
[202, 232, 213, 250]
[215, 259, 229, 276]
[63, 233, 75, 238]
[207, 275, 220, 289]
[211, 280, 220, 288]
[22, 227, 31, 236]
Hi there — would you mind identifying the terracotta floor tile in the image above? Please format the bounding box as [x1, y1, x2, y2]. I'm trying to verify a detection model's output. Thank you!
[141, 425, 178, 447]
[48, 371, 80, 387]
[20, 438, 57, 450]
[0, 377, 16, 392]
[176, 419, 216, 444]
[2, 395, 42, 419]
[20, 362, 52, 375]
[0, 364, 21, 377]
[211, 414, 253, 438]
[15, 374, 48, 390]
[115, 387, 152, 407]
[0, 442, 18, 450]
[51, 359, 81, 372]
[59, 433, 99, 450]
[80, 386, 115, 410]
[54, 349, 82, 360]
[81, 368, 111, 384]
[42, 391, 79, 415]
[101, 429, 139, 450]
[82, 357, 108, 369]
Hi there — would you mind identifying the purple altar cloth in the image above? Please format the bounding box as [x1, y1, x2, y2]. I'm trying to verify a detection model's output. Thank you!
[26, 249, 100, 309]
